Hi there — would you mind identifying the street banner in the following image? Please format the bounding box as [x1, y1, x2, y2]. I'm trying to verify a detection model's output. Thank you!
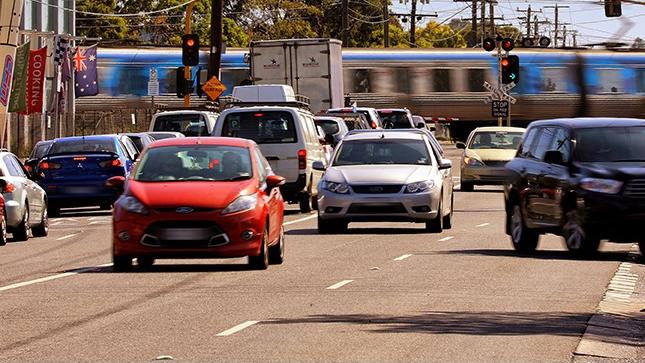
[74, 45, 99, 97]
[26, 46, 46, 114]
[8, 41, 29, 113]
[0, 0, 25, 148]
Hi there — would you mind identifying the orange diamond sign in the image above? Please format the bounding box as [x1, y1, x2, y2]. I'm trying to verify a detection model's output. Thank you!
[202, 76, 226, 101]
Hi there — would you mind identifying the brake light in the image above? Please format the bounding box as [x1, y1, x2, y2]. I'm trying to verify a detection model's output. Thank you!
[254, 113, 264, 117]
[39, 161, 61, 170]
[73, 156, 87, 161]
[371, 122, 377, 129]
[3, 182, 15, 193]
[100, 158, 123, 168]
[298, 149, 307, 170]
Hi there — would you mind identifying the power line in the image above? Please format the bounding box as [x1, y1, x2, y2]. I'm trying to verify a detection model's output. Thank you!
[30, 0, 195, 17]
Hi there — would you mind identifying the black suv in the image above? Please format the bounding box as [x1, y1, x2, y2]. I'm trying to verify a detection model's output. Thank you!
[504, 118, 645, 256]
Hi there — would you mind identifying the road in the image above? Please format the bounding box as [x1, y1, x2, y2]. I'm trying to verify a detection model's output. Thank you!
[0, 144, 642, 362]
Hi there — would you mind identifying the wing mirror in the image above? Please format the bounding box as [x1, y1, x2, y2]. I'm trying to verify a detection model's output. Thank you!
[456, 142, 466, 149]
[416, 121, 426, 129]
[544, 150, 565, 165]
[312, 161, 326, 171]
[105, 176, 126, 195]
[266, 175, 286, 188]
[438, 159, 452, 170]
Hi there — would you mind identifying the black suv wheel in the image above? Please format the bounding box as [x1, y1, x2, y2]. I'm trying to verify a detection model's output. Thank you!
[510, 204, 539, 252]
[563, 209, 600, 256]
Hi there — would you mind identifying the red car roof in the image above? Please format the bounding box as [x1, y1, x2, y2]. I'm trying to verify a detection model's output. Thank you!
[148, 137, 253, 149]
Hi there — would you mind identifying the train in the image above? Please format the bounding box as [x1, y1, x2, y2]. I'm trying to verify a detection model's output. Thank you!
[88, 47, 645, 138]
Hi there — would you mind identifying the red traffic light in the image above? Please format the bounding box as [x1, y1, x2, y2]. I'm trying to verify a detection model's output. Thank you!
[501, 38, 514, 52]
[181, 34, 200, 66]
[501, 58, 510, 67]
[185, 38, 195, 47]
[483, 37, 496, 52]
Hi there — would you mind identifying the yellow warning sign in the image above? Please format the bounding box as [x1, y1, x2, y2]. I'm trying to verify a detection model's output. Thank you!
[202, 76, 226, 101]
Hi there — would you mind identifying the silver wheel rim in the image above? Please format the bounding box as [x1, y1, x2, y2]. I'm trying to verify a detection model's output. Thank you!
[511, 206, 523, 243]
[279, 227, 285, 259]
[565, 211, 584, 250]
[25, 209, 30, 235]
[42, 208, 48, 233]
[2, 215, 6, 242]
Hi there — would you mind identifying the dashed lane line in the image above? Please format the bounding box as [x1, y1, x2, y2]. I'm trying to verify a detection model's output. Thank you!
[56, 233, 82, 241]
[326, 280, 353, 290]
[0, 263, 112, 293]
[438, 236, 454, 242]
[476, 223, 490, 227]
[283, 213, 316, 226]
[216, 321, 260, 336]
[393, 254, 412, 261]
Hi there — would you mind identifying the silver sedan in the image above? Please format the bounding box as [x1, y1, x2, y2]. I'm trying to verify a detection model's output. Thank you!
[0, 151, 48, 241]
[315, 130, 453, 233]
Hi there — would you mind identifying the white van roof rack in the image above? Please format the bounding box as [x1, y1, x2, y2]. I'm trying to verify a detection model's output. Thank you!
[219, 95, 311, 111]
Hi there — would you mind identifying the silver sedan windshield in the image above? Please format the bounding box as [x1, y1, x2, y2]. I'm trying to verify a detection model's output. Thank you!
[333, 139, 431, 166]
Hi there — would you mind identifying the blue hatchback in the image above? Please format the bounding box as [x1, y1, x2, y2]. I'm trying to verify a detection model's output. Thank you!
[37, 135, 139, 215]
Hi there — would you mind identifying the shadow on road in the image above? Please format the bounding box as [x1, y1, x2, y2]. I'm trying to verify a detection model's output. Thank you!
[287, 227, 435, 236]
[437, 248, 637, 263]
[67, 263, 252, 274]
[54, 208, 112, 218]
[262, 311, 644, 346]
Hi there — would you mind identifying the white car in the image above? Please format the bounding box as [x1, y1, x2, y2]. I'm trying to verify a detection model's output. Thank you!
[0, 151, 48, 241]
[315, 129, 454, 233]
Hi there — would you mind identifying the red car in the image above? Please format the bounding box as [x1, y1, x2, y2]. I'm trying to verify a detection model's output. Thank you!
[108, 137, 286, 271]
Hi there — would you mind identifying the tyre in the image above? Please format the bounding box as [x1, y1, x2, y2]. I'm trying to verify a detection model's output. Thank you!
[426, 199, 443, 233]
[32, 205, 49, 237]
[299, 194, 312, 213]
[113, 255, 133, 272]
[137, 256, 155, 269]
[563, 209, 600, 256]
[48, 205, 60, 218]
[510, 204, 539, 252]
[639, 240, 645, 257]
[460, 181, 474, 192]
[0, 212, 7, 246]
[311, 195, 319, 211]
[99, 203, 112, 211]
[13, 207, 30, 242]
[318, 216, 347, 234]
[442, 194, 454, 229]
[268, 226, 285, 265]
[248, 228, 269, 270]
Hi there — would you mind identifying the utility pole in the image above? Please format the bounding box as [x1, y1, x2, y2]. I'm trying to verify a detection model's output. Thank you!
[384, 0, 390, 47]
[208, 0, 223, 81]
[545, 4, 569, 48]
[471, 0, 478, 47]
[489, 1, 496, 37]
[342, 0, 349, 46]
[411, 0, 417, 47]
[480, 0, 486, 44]
[517, 5, 541, 39]
[562, 25, 567, 47]
[572, 30, 578, 48]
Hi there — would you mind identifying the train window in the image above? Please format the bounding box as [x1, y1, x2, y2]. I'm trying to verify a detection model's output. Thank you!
[432, 69, 452, 92]
[116, 67, 148, 96]
[637, 69, 645, 93]
[394, 68, 410, 94]
[466, 69, 486, 92]
[596, 68, 623, 94]
[349, 69, 373, 93]
[223, 69, 250, 94]
[540, 68, 567, 93]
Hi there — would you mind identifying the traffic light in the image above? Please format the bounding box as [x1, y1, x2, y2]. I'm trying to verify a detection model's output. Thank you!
[605, 0, 621, 17]
[501, 55, 520, 84]
[175, 67, 194, 97]
[483, 37, 496, 52]
[501, 38, 514, 52]
[182, 34, 200, 66]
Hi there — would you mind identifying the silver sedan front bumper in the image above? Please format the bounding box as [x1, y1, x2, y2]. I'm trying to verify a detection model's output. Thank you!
[318, 188, 440, 223]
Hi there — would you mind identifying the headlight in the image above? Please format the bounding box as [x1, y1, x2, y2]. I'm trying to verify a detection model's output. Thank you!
[405, 181, 434, 193]
[119, 196, 148, 214]
[464, 156, 484, 166]
[322, 181, 350, 194]
[222, 194, 258, 214]
[580, 178, 623, 194]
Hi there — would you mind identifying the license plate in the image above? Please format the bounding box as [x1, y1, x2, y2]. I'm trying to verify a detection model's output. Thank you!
[160, 228, 209, 241]
[66, 186, 97, 194]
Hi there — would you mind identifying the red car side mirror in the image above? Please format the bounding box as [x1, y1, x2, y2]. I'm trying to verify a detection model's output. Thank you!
[266, 175, 286, 188]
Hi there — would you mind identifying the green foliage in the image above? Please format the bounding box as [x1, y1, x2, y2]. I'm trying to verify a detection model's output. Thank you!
[76, 0, 127, 40]
[415, 22, 467, 48]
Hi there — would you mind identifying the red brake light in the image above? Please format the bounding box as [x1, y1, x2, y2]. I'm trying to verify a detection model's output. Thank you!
[254, 113, 264, 117]
[371, 122, 377, 129]
[73, 156, 87, 161]
[4, 182, 15, 193]
[39, 161, 61, 170]
[99, 158, 123, 168]
[298, 149, 307, 170]
[380, 110, 393, 114]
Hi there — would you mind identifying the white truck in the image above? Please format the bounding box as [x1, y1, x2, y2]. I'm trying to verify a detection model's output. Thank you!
[249, 38, 343, 114]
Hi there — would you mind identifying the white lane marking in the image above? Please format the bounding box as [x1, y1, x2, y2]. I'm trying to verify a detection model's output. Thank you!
[57, 233, 81, 241]
[63, 218, 78, 222]
[0, 263, 112, 293]
[438, 236, 454, 242]
[283, 213, 316, 226]
[51, 221, 64, 226]
[326, 280, 353, 290]
[393, 254, 412, 261]
[216, 321, 259, 336]
[476, 223, 490, 227]
[88, 217, 107, 221]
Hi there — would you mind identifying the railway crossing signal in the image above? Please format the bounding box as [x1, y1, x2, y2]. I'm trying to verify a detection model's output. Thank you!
[604, 0, 621, 17]
[501, 55, 520, 84]
[175, 67, 194, 98]
[182, 34, 200, 66]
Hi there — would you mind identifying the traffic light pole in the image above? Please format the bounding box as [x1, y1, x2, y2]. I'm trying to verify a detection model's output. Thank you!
[184, 1, 195, 107]
[496, 39, 503, 127]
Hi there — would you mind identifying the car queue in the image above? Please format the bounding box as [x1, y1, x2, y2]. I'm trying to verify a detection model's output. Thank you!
[2, 84, 644, 268]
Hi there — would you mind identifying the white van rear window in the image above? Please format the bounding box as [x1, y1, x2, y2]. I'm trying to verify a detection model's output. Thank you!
[154, 114, 208, 136]
[222, 111, 298, 144]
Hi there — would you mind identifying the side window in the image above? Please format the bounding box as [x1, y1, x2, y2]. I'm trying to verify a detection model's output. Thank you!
[595, 68, 623, 94]
[549, 128, 572, 163]
[540, 68, 567, 93]
[394, 68, 410, 94]
[120, 138, 138, 160]
[303, 114, 317, 144]
[254, 148, 271, 182]
[531, 127, 556, 161]
[11, 156, 28, 177]
[432, 69, 452, 92]
[519, 128, 538, 157]
[4, 155, 24, 177]
[466, 69, 486, 92]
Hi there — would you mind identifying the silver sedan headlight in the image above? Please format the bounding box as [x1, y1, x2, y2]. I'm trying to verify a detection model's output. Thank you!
[404, 181, 434, 193]
[322, 181, 350, 194]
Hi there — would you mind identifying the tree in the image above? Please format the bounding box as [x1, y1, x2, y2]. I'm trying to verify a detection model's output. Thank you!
[77, 0, 127, 41]
[367, 23, 409, 48]
[415, 21, 467, 48]
[632, 37, 645, 49]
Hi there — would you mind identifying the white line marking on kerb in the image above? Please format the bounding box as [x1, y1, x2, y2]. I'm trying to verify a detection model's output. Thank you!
[283, 213, 316, 226]
[57, 233, 81, 241]
[0, 263, 112, 293]
[326, 280, 353, 290]
[216, 321, 259, 336]
[476, 223, 490, 227]
[394, 254, 412, 261]
[438, 236, 454, 242]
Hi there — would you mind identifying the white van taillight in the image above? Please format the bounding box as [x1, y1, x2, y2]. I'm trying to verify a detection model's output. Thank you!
[298, 149, 307, 170]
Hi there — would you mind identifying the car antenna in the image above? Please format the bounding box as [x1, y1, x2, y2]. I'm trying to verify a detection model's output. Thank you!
[380, 133, 385, 139]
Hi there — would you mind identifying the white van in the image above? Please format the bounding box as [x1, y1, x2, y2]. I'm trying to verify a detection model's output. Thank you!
[213, 105, 326, 213]
[149, 110, 219, 136]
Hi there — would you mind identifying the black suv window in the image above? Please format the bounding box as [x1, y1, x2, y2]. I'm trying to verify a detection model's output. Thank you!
[519, 128, 538, 157]
[531, 127, 556, 161]
[548, 128, 572, 163]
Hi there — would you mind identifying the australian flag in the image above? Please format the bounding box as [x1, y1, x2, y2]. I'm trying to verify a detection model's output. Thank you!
[73, 45, 99, 97]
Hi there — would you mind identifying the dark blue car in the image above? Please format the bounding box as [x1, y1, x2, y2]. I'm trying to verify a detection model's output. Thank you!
[37, 135, 139, 215]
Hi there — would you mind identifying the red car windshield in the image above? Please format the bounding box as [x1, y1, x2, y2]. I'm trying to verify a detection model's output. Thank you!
[134, 145, 253, 182]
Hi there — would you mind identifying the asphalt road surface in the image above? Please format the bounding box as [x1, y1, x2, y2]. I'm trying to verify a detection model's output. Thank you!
[0, 144, 642, 362]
